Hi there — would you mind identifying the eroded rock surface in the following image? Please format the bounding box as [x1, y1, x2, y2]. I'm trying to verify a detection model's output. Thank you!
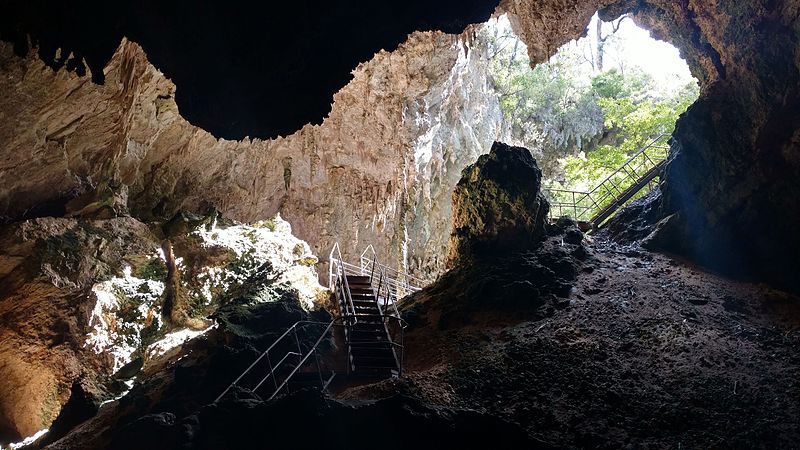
[0, 214, 324, 443]
[0, 217, 157, 440]
[446, 142, 549, 268]
[0, 29, 505, 283]
[404, 143, 586, 328]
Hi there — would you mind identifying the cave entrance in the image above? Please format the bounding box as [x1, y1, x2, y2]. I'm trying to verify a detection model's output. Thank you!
[481, 13, 699, 228]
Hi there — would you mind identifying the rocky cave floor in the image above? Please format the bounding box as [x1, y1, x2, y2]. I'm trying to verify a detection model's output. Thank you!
[360, 240, 800, 449]
[36, 237, 800, 450]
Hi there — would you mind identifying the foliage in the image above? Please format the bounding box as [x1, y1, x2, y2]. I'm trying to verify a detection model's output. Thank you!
[482, 26, 604, 174]
[481, 17, 700, 220]
[561, 70, 698, 192]
[135, 257, 168, 282]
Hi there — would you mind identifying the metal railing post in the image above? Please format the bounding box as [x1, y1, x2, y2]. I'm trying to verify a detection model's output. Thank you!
[266, 353, 278, 390]
[313, 346, 324, 388]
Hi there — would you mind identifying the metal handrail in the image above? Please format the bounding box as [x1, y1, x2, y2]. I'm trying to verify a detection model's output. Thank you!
[216, 245, 414, 404]
[543, 134, 670, 224]
[330, 242, 357, 326]
[360, 245, 428, 292]
[267, 318, 340, 401]
[367, 257, 408, 376]
[214, 319, 341, 404]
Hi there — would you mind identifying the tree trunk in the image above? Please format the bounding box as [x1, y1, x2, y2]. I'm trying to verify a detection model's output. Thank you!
[507, 39, 519, 76]
[595, 18, 605, 72]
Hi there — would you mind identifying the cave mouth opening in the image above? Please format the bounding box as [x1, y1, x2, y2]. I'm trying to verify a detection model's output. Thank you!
[480, 12, 699, 226]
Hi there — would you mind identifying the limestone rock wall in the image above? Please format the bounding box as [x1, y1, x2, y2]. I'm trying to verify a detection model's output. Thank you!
[0, 26, 508, 441]
[0, 217, 158, 440]
[403, 34, 510, 279]
[0, 28, 506, 284]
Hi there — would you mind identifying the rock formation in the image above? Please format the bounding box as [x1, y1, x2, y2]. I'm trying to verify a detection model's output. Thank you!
[499, 0, 800, 291]
[0, 214, 324, 442]
[403, 142, 586, 329]
[0, 28, 505, 284]
[446, 142, 549, 268]
[3, 0, 799, 291]
[2, 0, 800, 445]
[0, 1, 499, 140]
[0, 218, 157, 440]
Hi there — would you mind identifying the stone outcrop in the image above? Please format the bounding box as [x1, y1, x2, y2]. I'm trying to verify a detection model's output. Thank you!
[0, 214, 324, 443]
[0, 217, 158, 440]
[402, 142, 585, 329]
[446, 142, 549, 268]
[0, 28, 506, 285]
[0, 1, 499, 140]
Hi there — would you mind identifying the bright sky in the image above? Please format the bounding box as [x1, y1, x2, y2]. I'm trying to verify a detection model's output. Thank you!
[591, 14, 695, 93]
[491, 13, 696, 94]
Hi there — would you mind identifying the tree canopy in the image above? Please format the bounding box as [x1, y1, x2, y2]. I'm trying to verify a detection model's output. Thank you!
[480, 15, 700, 213]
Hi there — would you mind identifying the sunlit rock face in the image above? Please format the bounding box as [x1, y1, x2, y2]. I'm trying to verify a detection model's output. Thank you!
[0, 29, 505, 282]
[0, 214, 323, 443]
[0, 217, 157, 441]
[0, 1, 499, 140]
[403, 34, 511, 279]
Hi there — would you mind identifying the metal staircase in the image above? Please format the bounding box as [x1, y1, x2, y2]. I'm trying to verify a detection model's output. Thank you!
[543, 135, 670, 229]
[215, 244, 420, 403]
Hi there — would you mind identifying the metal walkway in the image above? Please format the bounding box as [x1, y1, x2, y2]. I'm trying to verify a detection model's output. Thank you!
[543, 135, 670, 229]
[214, 244, 419, 403]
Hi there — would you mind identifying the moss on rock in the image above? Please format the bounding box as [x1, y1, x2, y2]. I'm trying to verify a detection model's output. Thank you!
[447, 141, 549, 268]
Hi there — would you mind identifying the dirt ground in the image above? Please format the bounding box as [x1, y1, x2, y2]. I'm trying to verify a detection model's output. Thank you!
[37, 238, 800, 450]
[397, 240, 800, 449]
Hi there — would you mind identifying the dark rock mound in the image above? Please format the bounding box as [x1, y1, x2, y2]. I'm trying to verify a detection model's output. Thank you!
[446, 141, 549, 268]
[405, 218, 589, 329]
[109, 390, 551, 450]
[596, 187, 665, 244]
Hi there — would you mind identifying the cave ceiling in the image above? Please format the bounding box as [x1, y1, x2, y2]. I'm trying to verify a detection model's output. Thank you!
[2, 0, 800, 291]
[0, 0, 500, 140]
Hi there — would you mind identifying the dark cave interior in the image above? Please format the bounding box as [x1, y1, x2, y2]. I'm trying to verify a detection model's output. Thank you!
[1, 0, 799, 448]
[0, 0, 497, 140]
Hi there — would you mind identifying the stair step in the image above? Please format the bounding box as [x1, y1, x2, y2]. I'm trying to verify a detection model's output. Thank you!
[351, 298, 378, 304]
[352, 313, 383, 319]
[352, 356, 397, 366]
[350, 328, 385, 335]
[352, 366, 399, 375]
[346, 275, 371, 283]
[350, 349, 394, 359]
[351, 306, 379, 312]
[350, 288, 374, 294]
[352, 323, 385, 331]
[344, 301, 378, 307]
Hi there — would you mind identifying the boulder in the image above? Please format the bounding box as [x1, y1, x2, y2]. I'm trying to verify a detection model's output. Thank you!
[446, 141, 549, 268]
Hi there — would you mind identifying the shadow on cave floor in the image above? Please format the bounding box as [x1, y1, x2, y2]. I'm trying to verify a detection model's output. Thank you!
[36, 238, 800, 450]
[392, 239, 800, 449]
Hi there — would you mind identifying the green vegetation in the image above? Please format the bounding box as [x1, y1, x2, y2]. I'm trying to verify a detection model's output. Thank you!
[135, 257, 168, 282]
[480, 17, 700, 219]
